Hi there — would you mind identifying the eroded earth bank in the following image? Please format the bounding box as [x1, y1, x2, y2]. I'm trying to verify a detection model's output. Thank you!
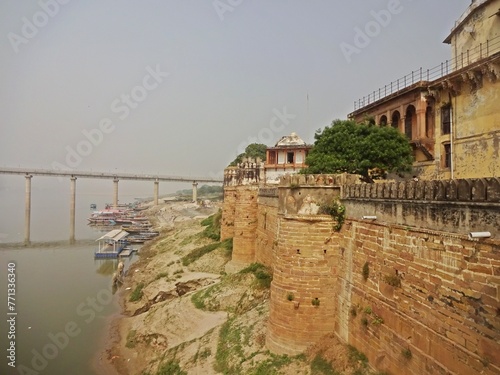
[100, 199, 386, 375]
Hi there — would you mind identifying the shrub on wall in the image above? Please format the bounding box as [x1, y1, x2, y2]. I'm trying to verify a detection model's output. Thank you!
[402, 348, 412, 360]
[383, 274, 402, 288]
[318, 200, 346, 231]
[240, 263, 273, 289]
[372, 314, 384, 326]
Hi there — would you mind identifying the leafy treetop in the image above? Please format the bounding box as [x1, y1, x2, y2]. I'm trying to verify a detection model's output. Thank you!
[229, 143, 267, 166]
[301, 119, 413, 182]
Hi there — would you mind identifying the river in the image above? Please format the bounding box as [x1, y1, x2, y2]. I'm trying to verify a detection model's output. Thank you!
[0, 178, 159, 375]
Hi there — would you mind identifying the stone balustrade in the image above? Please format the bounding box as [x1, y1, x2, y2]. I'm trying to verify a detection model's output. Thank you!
[223, 160, 264, 186]
[343, 178, 500, 202]
[279, 173, 359, 187]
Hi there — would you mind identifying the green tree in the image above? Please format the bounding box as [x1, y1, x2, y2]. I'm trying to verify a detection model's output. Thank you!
[229, 153, 245, 167]
[302, 119, 413, 182]
[229, 143, 267, 166]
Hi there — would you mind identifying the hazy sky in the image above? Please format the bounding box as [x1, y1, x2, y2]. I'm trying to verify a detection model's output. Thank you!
[1, 1, 472, 186]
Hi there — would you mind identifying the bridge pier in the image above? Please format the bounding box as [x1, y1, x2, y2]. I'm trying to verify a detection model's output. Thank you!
[192, 182, 198, 203]
[70, 176, 77, 244]
[154, 179, 159, 205]
[24, 174, 32, 245]
[0, 168, 223, 245]
[113, 178, 119, 209]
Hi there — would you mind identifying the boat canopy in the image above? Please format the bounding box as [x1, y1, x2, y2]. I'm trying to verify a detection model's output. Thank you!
[96, 229, 129, 242]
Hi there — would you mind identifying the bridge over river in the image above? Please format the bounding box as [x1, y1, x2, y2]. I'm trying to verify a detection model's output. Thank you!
[0, 167, 223, 244]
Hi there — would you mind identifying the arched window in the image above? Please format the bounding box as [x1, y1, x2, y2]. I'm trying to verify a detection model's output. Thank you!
[391, 111, 400, 129]
[405, 105, 416, 139]
[379, 115, 388, 126]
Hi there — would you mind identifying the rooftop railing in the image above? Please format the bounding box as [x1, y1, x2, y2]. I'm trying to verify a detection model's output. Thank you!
[352, 35, 500, 111]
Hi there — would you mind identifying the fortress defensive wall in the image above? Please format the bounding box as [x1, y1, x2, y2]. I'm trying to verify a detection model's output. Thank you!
[221, 163, 500, 375]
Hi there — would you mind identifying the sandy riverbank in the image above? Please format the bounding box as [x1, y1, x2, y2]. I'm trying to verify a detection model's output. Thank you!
[94, 198, 222, 375]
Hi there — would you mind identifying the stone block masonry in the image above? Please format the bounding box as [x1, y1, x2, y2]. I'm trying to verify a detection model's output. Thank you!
[343, 178, 500, 237]
[338, 221, 500, 375]
[221, 174, 500, 374]
[221, 186, 236, 241]
[255, 192, 278, 268]
[266, 214, 340, 355]
[224, 185, 259, 272]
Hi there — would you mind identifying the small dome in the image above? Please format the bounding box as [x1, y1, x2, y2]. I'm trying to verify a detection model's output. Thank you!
[275, 132, 306, 147]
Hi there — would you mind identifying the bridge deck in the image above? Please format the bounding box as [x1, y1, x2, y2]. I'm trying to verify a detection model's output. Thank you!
[0, 167, 222, 183]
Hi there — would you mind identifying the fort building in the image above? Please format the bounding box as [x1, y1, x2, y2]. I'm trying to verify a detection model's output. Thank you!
[348, 0, 500, 180]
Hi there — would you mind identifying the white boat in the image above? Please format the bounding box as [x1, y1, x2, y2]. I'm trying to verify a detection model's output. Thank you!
[94, 229, 129, 258]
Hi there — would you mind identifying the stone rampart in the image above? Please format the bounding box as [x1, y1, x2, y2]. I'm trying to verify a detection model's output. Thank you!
[336, 220, 500, 375]
[279, 172, 360, 187]
[343, 178, 500, 237]
[224, 185, 259, 273]
[221, 186, 236, 241]
[266, 214, 340, 355]
[255, 192, 278, 268]
[343, 178, 500, 202]
[221, 175, 500, 374]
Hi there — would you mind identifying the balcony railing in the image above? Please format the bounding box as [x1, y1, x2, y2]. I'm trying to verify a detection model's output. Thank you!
[353, 35, 500, 111]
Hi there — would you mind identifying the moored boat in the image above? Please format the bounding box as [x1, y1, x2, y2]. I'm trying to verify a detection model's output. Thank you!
[94, 229, 129, 259]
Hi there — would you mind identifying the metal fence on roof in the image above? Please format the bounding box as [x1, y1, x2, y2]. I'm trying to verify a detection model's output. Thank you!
[353, 35, 500, 111]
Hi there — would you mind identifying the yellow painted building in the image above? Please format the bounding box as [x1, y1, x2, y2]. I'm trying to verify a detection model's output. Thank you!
[349, 0, 500, 180]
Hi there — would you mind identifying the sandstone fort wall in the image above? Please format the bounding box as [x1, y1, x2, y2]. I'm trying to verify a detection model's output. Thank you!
[220, 172, 500, 374]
